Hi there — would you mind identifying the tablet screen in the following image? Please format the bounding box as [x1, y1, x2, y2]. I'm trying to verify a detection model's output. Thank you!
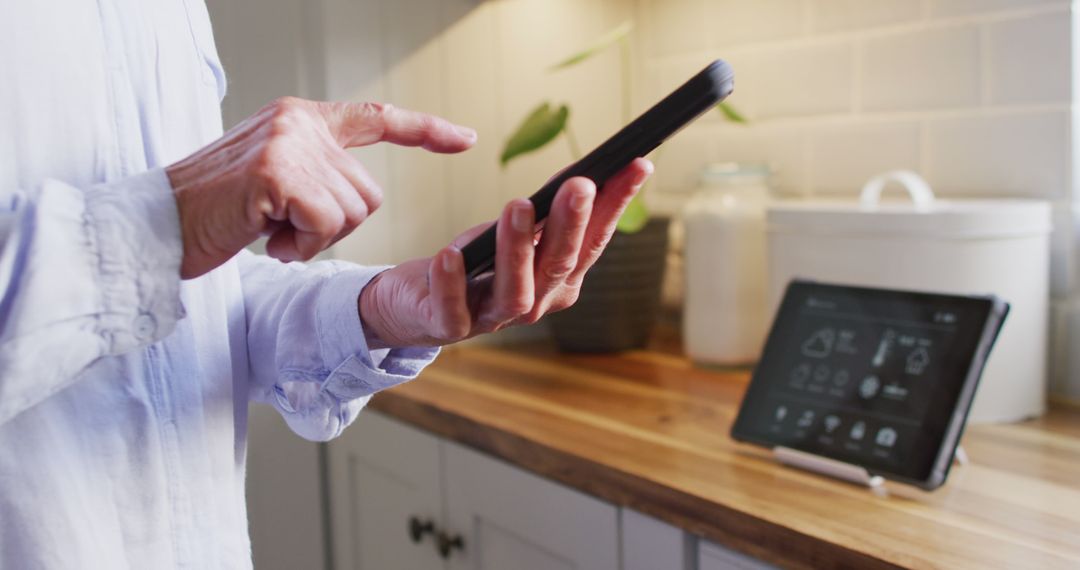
[731, 281, 1007, 487]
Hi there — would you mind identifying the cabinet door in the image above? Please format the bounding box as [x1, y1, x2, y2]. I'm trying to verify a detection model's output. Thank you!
[327, 412, 446, 570]
[620, 509, 693, 570]
[443, 442, 619, 570]
[699, 539, 776, 570]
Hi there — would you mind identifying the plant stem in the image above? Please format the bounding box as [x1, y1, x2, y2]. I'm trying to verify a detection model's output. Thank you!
[564, 122, 582, 160]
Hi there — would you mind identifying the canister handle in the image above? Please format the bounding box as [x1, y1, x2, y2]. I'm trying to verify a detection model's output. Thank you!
[859, 170, 935, 209]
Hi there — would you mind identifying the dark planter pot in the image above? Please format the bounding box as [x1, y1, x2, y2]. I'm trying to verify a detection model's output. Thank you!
[548, 217, 670, 352]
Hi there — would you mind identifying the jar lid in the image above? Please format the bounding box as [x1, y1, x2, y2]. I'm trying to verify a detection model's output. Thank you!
[767, 199, 1051, 238]
[700, 162, 771, 186]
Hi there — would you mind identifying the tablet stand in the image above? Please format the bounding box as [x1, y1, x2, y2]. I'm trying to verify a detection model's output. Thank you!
[773, 447, 884, 488]
[773, 446, 969, 489]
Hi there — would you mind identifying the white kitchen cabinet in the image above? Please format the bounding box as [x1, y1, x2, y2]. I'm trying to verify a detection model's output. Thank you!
[443, 441, 619, 570]
[328, 412, 619, 569]
[620, 509, 693, 570]
[699, 539, 777, 570]
[327, 412, 445, 570]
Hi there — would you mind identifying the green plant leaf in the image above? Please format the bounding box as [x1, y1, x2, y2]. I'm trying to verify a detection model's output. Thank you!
[500, 103, 570, 166]
[549, 21, 634, 71]
[616, 194, 649, 233]
[716, 101, 747, 124]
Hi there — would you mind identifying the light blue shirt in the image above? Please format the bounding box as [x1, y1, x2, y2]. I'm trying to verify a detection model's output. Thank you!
[0, 1, 437, 567]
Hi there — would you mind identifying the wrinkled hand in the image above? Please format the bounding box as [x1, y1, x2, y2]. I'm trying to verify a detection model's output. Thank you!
[358, 158, 653, 348]
[166, 97, 476, 278]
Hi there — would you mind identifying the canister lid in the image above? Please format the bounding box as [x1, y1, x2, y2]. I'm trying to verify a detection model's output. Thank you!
[767, 170, 1052, 238]
[767, 199, 1052, 238]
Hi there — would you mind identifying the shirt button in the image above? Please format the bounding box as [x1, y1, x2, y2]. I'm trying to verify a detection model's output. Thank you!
[133, 313, 157, 342]
[339, 375, 365, 388]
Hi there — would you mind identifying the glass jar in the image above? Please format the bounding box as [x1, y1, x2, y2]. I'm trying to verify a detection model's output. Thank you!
[681, 163, 772, 366]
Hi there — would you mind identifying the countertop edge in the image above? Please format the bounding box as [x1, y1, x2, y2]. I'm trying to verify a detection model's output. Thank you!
[369, 391, 902, 570]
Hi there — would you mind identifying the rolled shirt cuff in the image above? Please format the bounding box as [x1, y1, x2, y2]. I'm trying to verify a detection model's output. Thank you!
[315, 266, 440, 401]
[83, 167, 184, 352]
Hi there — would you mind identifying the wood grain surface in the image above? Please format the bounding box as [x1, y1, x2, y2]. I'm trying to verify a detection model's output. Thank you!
[369, 344, 1080, 570]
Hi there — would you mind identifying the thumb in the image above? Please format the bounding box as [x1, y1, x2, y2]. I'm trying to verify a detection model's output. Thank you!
[318, 101, 477, 153]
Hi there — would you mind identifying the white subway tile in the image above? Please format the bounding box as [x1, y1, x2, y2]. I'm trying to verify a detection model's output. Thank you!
[320, 0, 385, 102]
[808, 121, 921, 195]
[810, 0, 921, 33]
[924, 111, 1069, 199]
[641, 0, 709, 57]
[335, 145, 399, 265]
[732, 41, 854, 118]
[862, 25, 980, 111]
[705, 0, 804, 47]
[442, 3, 504, 231]
[986, 11, 1072, 104]
[928, 0, 1067, 18]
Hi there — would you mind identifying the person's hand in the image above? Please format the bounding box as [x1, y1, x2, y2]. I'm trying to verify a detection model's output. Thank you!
[166, 97, 476, 279]
[358, 158, 654, 348]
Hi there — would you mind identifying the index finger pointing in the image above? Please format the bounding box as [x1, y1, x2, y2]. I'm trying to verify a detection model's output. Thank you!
[319, 101, 477, 153]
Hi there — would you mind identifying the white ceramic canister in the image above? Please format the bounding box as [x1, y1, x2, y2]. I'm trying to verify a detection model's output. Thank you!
[766, 171, 1051, 424]
[683, 163, 772, 366]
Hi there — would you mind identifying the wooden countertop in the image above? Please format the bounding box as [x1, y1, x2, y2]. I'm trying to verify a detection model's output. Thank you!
[369, 343, 1080, 570]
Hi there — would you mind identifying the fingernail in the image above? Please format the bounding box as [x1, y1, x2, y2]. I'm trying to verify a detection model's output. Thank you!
[632, 169, 651, 187]
[442, 248, 458, 273]
[570, 188, 593, 212]
[511, 203, 532, 233]
[455, 125, 478, 141]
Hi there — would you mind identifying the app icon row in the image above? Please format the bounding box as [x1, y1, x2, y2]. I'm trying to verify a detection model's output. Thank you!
[773, 405, 898, 448]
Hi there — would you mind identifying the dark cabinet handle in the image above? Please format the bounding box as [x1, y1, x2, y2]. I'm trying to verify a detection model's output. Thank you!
[436, 530, 465, 559]
[408, 516, 435, 543]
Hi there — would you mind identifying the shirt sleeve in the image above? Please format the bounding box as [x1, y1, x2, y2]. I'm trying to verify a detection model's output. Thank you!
[0, 168, 185, 425]
[237, 250, 438, 442]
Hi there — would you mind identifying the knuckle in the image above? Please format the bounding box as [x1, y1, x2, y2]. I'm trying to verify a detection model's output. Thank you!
[496, 298, 532, 321]
[504, 248, 532, 269]
[351, 101, 388, 138]
[358, 101, 388, 121]
[553, 290, 580, 312]
[365, 189, 384, 213]
[252, 152, 283, 191]
[436, 320, 469, 343]
[586, 232, 612, 259]
[541, 259, 576, 281]
[342, 202, 369, 228]
[267, 97, 309, 135]
[321, 208, 347, 238]
[519, 310, 543, 325]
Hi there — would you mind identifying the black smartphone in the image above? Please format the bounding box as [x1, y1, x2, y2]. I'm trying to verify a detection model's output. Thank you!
[461, 59, 735, 278]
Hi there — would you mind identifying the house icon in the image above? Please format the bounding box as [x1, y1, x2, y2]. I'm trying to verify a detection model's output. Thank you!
[801, 329, 835, 358]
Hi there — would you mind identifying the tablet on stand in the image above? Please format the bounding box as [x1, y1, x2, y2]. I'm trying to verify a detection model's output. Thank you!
[731, 280, 1008, 491]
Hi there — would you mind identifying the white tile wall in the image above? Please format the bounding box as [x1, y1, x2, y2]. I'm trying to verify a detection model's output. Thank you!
[632, 0, 1078, 395]
[924, 110, 1070, 198]
[862, 24, 981, 111]
[807, 120, 920, 194]
[706, 0, 805, 47]
[809, 0, 920, 33]
[985, 10, 1072, 104]
[928, 0, 1067, 18]
[734, 40, 854, 118]
[641, 0, 709, 57]
[293, 0, 1080, 396]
